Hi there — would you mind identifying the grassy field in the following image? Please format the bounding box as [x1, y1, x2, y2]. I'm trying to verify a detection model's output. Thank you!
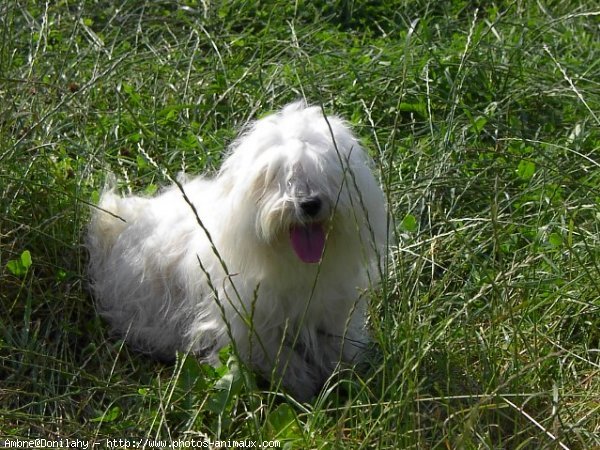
[1, 0, 599, 448]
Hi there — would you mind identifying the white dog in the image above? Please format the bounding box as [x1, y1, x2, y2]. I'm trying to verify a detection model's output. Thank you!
[87, 102, 387, 400]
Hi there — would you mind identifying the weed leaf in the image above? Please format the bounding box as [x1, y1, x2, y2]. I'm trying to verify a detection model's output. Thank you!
[6, 250, 32, 276]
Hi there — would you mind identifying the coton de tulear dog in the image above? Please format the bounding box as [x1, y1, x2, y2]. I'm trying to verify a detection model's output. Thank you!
[87, 102, 387, 400]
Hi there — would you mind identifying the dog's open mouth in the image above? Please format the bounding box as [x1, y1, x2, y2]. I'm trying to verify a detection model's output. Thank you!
[289, 223, 325, 263]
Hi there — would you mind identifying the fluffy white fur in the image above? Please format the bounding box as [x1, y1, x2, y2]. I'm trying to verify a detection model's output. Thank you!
[87, 102, 387, 400]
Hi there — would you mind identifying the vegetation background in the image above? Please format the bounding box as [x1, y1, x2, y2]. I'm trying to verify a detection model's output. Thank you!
[1, 0, 598, 448]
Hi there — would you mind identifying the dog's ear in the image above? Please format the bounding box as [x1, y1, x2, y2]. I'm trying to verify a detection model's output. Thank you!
[219, 153, 282, 202]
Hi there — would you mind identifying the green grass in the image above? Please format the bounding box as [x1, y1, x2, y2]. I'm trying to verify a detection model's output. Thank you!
[1, 0, 599, 448]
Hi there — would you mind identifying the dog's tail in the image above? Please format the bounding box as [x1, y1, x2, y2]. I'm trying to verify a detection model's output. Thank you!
[87, 188, 148, 257]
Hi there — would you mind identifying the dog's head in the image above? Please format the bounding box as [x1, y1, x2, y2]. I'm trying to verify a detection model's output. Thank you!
[218, 102, 386, 265]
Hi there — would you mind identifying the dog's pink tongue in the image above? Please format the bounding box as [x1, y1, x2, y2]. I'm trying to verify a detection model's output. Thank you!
[290, 224, 325, 264]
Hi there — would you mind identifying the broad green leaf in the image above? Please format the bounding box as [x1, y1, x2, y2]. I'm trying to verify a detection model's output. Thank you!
[21, 250, 32, 269]
[6, 250, 32, 276]
[517, 159, 536, 180]
[400, 214, 418, 232]
[548, 232, 562, 248]
[90, 406, 121, 423]
[268, 404, 302, 440]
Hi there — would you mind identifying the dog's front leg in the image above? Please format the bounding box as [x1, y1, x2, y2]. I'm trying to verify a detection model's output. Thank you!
[274, 342, 323, 401]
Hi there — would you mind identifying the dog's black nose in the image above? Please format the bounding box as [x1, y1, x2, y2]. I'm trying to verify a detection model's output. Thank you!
[300, 196, 322, 217]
